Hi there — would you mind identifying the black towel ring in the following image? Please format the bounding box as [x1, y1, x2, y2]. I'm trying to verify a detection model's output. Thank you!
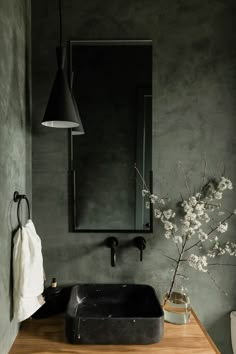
[13, 191, 31, 229]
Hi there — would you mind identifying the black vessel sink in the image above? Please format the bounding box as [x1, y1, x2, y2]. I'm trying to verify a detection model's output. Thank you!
[65, 284, 164, 344]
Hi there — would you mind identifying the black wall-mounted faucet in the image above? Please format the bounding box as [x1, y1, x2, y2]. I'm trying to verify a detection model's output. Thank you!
[105, 237, 118, 267]
[134, 236, 146, 261]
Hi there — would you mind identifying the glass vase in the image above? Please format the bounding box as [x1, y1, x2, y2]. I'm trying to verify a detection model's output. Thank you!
[163, 290, 191, 325]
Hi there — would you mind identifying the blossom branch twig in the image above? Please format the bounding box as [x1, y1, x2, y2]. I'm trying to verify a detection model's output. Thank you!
[164, 238, 188, 304]
[163, 255, 178, 263]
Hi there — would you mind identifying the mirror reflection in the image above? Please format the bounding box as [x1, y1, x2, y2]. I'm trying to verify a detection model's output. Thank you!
[69, 40, 152, 232]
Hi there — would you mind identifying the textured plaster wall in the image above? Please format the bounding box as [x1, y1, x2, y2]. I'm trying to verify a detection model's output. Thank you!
[0, 1, 31, 353]
[32, 1, 236, 353]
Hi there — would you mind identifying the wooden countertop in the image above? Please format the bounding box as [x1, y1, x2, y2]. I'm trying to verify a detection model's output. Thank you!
[9, 310, 220, 354]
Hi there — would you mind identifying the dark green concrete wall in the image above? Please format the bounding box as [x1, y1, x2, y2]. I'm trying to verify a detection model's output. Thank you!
[32, 1, 236, 353]
[0, 1, 31, 353]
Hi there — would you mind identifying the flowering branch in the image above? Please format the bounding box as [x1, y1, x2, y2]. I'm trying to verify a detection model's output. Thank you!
[139, 168, 236, 299]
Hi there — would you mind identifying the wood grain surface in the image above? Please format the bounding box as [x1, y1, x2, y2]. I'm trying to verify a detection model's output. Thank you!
[9, 310, 220, 354]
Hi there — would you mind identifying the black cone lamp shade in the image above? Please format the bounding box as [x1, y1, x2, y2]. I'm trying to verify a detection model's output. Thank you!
[42, 46, 80, 128]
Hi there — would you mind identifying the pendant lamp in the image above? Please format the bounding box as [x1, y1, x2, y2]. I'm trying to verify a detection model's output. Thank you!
[42, 0, 81, 129]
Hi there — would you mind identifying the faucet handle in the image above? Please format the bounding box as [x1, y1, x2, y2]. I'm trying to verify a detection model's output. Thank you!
[134, 236, 146, 261]
[105, 237, 118, 267]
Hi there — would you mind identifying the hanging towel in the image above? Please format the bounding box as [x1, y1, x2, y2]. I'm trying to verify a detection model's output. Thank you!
[13, 219, 45, 322]
[231, 311, 236, 354]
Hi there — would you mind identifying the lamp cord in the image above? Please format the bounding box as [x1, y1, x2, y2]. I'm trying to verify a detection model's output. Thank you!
[58, 0, 62, 46]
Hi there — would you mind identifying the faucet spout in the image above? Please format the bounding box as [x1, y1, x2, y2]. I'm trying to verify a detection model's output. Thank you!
[134, 236, 146, 262]
[105, 237, 118, 267]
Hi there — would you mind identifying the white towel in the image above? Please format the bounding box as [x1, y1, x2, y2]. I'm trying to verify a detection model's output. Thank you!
[13, 219, 45, 322]
[231, 311, 236, 354]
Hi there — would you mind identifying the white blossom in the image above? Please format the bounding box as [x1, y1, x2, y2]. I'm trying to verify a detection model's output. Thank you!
[194, 203, 205, 218]
[214, 191, 222, 200]
[203, 213, 210, 223]
[159, 198, 166, 205]
[189, 196, 198, 207]
[142, 189, 149, 197]
[154, 209, 162, 219]
[150, 194, 158, 204]
[185, 213, 197, 221]
[218, 248, 226, 255]
[184, 205, 194, 214]
[218, 177, 233, 191]
[165, 231, 172, 239]
[185, 228, 196, 239]
[218, 178, 227, 191]
[188, 254, 198, 266]
[208, 250, 216, 258]
[198, 229, 208, 242]
[181, 220, 190, 232]
[163, 221, 175, 231]
[192, 219, 202, 230]
[195, 202, 205, 212]
[173, 236, 183, 244]
[217, 222, 228, 233]
[163, 209, 174, 220]
[188, 254, 208, 272]
[210, 241, 236, 257]
[225, 242, 236, 256]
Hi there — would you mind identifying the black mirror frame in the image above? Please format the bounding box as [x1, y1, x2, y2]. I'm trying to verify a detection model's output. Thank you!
[67, 40, 153, 233]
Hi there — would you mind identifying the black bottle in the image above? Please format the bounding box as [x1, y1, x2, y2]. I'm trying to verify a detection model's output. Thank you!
[44, 278, 61, 302]
[32, 278, 71, 318]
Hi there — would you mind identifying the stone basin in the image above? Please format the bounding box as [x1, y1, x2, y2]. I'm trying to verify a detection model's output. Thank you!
[65, 284, 164, 345]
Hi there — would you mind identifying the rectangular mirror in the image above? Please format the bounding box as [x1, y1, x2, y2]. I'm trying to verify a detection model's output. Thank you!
[68, 40, 152, 232]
